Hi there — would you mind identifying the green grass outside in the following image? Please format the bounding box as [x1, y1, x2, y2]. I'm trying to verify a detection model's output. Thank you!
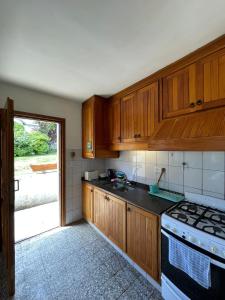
[15, 153, 57, 175]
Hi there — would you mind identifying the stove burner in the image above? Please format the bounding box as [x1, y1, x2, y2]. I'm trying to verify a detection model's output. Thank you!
[210, 213, 225, 224]
[166, 200, 225, 240]
[197, 220, 225, 238]
[171, 213, 187, 221]
[180, 204, 197, 213]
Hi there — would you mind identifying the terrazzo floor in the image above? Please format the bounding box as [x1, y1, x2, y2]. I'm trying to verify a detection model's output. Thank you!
[12, 221, 162, 300]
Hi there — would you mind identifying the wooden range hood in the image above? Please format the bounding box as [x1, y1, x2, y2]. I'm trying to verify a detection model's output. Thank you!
[149, 107, 225, 151]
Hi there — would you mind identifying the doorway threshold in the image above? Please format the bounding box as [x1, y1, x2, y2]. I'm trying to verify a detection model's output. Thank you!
[15, 202, 59, 243]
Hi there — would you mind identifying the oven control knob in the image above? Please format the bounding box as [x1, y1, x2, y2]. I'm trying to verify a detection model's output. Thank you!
[210, 246, 217, 254]
[190, 236, 196, 243]
[197, 240, 203, 247]
[165, 224, 170, 229]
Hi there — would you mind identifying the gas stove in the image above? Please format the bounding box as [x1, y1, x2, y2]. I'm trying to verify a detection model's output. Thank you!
[161, 192, 225, 259]
[166, 200, 225, 240]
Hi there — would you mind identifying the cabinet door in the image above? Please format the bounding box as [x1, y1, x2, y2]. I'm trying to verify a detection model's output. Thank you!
[93, 188, 107, 234]
[121, 93, 136, 142]
[82, 99, 94, 158]
[107, 194, 126, 251]
[82, 183, 93, 222]
[200, 48, 225, 110]
[105, 98, 121, 144]
[162, 64, 199, 119]
[135, 82, 159, 140]
[127, 204, 159, 281]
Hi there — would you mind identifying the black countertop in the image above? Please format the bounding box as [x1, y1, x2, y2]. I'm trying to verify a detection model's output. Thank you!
[82, 179, 176, 216]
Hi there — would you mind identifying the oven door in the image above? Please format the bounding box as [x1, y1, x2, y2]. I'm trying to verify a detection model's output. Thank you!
[161, 229, 225, 300]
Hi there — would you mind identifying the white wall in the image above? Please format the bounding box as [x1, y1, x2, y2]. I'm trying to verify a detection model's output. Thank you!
[0, 81, 81, 149]
[106, 151, 225, 200]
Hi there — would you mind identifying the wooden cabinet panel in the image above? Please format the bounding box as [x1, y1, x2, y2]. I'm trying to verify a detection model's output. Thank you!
[82, 183, 93, 222]
[162, 64, 199, 119]
[82, 96, 119, 158]
[93, 188, 108, 234]
[127, 204, 159, 282]
[121, 93, 135, 142]
[107, 194, 126, 251]
[82, 99, 94, 158]
[121, 82, 159, 143]
[135, 82, 159, 139]
[105, 97, 121, 144]
[200, 48, 225, 109]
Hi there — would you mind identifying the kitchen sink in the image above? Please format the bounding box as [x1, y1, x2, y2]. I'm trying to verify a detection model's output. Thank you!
[106, 182, 135, 192]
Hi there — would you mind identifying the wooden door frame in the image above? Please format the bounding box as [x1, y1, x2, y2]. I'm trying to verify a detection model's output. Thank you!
[14, 111, 66, 226]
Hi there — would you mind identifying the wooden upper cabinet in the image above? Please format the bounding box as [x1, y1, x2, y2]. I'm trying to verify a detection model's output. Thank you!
[82, 96, 119, 158]
[162, 64, 200, 119]
[121, 82, 159, 142]
[82, 183, 93, 222]
[135, 82, 159, 140]
[107, 194, 126, 251]
[82, 98, 95, 158]
[199, 48, 225, 110]
[162, 48, 225, 120]
[127, 204, 159, 282]
[121, 93, 136, 142]
[105, 97, 121, 144]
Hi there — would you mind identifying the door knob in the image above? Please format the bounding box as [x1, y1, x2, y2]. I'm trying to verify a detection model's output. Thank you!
[189, 102, 195, 108]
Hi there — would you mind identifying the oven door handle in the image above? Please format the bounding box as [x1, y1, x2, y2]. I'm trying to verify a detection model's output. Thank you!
[161, 229, 225, 269]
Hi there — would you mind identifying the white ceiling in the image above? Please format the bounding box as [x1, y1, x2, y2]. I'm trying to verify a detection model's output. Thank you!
[0, 0, 225, 102]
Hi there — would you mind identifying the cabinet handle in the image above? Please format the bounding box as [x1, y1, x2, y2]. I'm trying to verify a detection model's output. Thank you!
[118, 136, 121, 141]
[189, 102, 195, 108]
[134, 134, 137, 138]
[138, 134, 141, 138]
[127, 207, 131, 212]
[91, 189, 93, 193]
[196, 99, 203, 105]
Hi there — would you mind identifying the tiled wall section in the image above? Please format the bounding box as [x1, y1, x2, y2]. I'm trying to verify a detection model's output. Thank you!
[68, 150, 225, 224]
[66, 149, 105, 224]
[105, 151, 225, 200]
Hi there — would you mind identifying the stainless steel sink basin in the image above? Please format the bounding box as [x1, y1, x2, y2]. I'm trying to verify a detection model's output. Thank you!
[105, 182, 135, 192]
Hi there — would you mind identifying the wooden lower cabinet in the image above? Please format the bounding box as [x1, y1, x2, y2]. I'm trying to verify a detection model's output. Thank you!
[107, 194, 126, 251]
[83, 185, 160, 283]
[93, 188, 126, 251]
[93, 188, 107, 234]
[127, 204, 159, 282]
[82, 183, 94, 222]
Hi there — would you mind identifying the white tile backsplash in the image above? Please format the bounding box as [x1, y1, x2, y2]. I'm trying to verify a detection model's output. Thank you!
[184, 152, 203, 169]
[203, 170, 225, 194]
[169, 166, 184, 186]
[67, 149, 225, 224]
[105, 151, 225, 200]
[156, 151, 169, 165]
[184, 167, 202, 189]
[203, 152, 225, 171]
[169, 151, 184, 167]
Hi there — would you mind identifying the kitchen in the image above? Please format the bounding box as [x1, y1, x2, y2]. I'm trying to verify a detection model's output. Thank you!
[1, 1, 225, 299]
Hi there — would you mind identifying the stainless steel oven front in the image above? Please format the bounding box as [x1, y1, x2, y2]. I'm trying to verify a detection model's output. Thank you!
[161, 229, 225, 300]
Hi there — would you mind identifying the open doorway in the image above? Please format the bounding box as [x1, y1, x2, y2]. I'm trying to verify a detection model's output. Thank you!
[14, 112, 65, 242]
